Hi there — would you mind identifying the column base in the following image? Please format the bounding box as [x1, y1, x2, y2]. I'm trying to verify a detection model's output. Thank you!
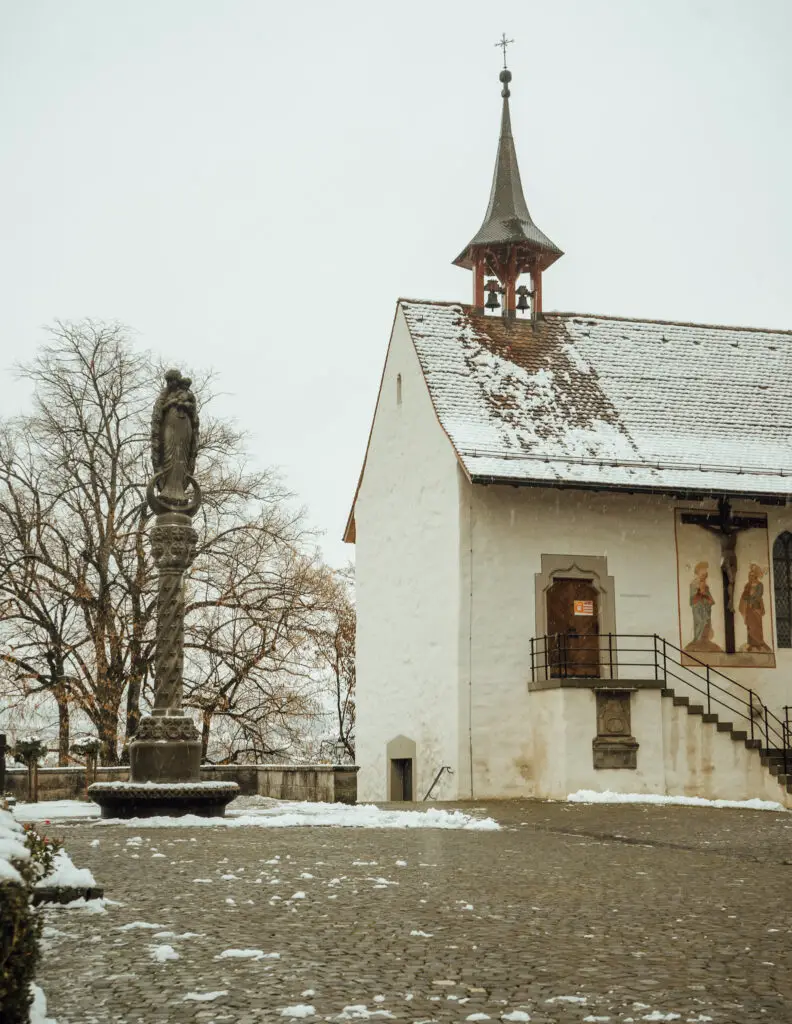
[128, 715, 201, 783]
[88, 780, 239, 819]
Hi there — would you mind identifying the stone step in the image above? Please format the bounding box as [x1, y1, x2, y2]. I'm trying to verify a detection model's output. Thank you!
[661, 688, 675, 698]
[702, 713, 719, 724]
[730, 730, 748, 742]
[716, 721, 734, 733]
[687, 704, 704, 716]
[744, 738, 762, 751]
[672, 696, 690, 707]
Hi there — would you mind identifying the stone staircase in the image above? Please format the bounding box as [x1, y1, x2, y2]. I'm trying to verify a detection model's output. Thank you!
[660, 687, 792, 800]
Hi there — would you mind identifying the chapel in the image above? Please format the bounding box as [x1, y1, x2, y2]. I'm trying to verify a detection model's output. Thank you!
[344, 59, 792, 808]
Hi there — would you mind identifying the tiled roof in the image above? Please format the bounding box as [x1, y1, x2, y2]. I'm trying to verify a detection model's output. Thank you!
[401, 300, 792, 497]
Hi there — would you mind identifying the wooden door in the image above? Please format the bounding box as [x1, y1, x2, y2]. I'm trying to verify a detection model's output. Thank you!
[546, 578, 600, 678]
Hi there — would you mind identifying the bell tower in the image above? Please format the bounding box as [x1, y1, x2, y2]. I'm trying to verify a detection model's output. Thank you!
[453, 40, 562, 318]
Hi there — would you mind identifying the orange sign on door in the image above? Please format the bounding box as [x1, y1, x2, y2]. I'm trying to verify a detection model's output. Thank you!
[573, 600, 594, 616]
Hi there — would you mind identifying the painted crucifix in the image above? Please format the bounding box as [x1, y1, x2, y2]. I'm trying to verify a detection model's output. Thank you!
[681, 497, 766, 654]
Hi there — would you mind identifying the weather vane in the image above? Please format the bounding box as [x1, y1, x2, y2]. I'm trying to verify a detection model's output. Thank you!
[495, 33, 514, 68]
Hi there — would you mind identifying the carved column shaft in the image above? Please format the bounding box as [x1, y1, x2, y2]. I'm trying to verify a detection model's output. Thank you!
[150, 514, 197, 716]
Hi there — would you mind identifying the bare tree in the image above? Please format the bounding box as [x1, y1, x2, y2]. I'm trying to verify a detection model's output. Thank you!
[311, 564, 356, 759]
[0, 320, 329, 765]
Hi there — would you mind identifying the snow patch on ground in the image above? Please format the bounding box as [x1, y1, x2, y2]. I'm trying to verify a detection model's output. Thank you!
[116, 921, 163, 931]
[13, 800, 100, 821]
[279, 1005, 316, 1018]
[501, 1013, 531, 1022]
[29, 983, 58, 1024]
[214, 948, 280, 961]
[45, 897, 108, 914]
[336, 1007, 395, 1020]
[567, 790, 786, 812]
[96, 801, 500, 830]
[149, 943, 179, 962]
[183, 990, 228, 1002]
[14, 798, 501, 830]
[38, 849, 96, 889]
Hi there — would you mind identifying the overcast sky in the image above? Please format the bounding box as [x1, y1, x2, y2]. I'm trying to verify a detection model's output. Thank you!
[2, 0, 791, 568]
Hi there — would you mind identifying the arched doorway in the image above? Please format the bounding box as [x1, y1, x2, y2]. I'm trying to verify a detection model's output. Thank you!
[546, 577, 601, 678]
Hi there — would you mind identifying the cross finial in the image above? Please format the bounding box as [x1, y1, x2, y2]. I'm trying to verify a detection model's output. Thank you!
[495, 33, 514, 69]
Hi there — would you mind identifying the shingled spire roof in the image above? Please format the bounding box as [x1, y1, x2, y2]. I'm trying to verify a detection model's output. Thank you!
[454, 68, 563, 272]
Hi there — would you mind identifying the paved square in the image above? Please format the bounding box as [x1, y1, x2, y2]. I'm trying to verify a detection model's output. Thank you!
[37, 801, 792, 1023]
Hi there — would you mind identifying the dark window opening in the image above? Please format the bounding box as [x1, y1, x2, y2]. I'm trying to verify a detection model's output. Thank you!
[773, 532, 792, 647]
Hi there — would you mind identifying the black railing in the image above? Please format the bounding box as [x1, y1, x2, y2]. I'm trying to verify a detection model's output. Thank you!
[530, 633, 790, 776]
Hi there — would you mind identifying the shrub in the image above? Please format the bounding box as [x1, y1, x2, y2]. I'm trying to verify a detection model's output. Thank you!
[22, 823, 63, 884]
[11, 737, 48, 767]
[0, 809, 41, 1024]
[0, 880, 40, 1023]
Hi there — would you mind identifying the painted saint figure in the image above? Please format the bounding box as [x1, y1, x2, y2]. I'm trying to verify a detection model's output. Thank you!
[738, 563, 771, 652]
[685, 561, 722, 652]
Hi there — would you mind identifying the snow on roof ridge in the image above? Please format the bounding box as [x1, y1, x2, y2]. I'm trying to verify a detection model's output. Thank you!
[397, 298, 792, 337]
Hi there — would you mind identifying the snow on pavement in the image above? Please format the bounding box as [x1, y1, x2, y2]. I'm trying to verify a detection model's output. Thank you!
[567, 790, 787, 812]
[13, 800, 100, 821]
[29, 984, 58, 1024]
[148, 944, 179, 962]
[15, 798, 500, 830]
[214, 948, 280, 961]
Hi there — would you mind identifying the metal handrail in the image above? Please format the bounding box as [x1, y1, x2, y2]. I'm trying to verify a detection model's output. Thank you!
[530, 633, 789, 775]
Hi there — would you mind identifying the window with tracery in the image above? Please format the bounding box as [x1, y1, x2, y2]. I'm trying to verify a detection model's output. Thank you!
[772, 532, 792, 647]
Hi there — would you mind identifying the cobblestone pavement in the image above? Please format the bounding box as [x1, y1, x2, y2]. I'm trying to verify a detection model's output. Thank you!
[36, 800, 792, 1024]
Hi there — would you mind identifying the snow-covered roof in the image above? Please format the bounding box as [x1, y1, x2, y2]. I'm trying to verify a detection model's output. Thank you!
[401, 300, 792, 497]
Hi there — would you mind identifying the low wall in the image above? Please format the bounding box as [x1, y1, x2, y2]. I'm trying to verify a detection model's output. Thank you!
[3, 764, 359, 805]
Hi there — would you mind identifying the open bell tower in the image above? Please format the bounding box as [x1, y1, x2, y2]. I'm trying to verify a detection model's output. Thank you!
[453, 40, 563, 318]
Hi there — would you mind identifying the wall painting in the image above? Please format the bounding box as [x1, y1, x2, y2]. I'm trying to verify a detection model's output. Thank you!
[674, 506, 775, 668]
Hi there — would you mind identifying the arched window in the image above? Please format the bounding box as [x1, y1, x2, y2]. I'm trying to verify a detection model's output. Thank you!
[772, 532, 792, 647]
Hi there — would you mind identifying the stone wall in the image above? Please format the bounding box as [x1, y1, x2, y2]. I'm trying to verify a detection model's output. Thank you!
[3, 764, 358, 805]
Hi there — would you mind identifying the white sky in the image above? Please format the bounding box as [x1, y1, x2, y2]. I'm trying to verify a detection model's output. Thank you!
[2, 0, 791, 568]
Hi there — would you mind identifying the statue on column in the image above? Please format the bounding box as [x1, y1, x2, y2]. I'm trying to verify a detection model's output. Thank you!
[89, 368, 238, 817]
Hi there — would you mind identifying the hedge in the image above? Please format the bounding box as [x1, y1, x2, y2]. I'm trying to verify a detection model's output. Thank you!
[0, 808, 42, 1024]
[0, 880, 40, 1023]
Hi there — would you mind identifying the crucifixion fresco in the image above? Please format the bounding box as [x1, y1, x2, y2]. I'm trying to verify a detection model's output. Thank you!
[675, 501, 775, 668]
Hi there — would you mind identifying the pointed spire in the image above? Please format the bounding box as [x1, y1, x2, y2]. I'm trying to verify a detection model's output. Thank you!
[454, 60, 562, 316]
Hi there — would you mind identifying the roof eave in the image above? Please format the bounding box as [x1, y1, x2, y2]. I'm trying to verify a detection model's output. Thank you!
[469, 472, 789, 506]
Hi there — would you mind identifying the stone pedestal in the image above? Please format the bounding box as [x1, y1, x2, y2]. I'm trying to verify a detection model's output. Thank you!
[128, 714, 201, 784]
[90, 713, 238, 818]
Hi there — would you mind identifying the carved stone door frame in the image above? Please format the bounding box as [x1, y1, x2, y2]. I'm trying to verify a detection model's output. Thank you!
[534, 554, 617, 680]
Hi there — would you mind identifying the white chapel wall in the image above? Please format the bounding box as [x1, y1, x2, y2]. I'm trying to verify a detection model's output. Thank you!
[354, 308, 463, 802]
[464, 482, 792, 799]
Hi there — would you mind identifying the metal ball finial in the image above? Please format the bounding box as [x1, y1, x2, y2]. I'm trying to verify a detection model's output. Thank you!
[500, 67, 512, 98]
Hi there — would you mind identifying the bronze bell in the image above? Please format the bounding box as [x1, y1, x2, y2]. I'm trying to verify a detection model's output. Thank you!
[516, 284, 532, 313]
[485, 279, 501, 310]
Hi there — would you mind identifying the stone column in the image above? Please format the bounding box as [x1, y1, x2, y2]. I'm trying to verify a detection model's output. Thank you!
[129, 511, 201, 783]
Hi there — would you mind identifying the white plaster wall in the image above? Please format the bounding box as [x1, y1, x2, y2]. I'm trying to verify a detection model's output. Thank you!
[530, 687, 791, 808]
[530, 689, 665, 798]
[354, 308, 463, 802]
[466, 483, 792, 798]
